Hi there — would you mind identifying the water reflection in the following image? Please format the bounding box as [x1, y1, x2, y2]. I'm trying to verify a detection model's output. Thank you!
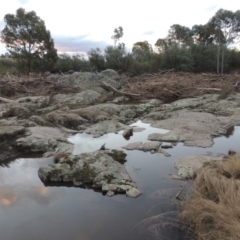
[68, 120, 169, 155]
[0, 123, 240, 240]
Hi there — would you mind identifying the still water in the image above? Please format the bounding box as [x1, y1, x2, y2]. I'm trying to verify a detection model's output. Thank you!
[0, 121, 239, 240]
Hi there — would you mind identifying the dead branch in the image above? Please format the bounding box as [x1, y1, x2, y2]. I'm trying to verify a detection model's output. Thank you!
[0, 97, 14, 103]
[176, 181, 187, 200]
[197, 88, 221, 91]
[101, 81, 140, 97]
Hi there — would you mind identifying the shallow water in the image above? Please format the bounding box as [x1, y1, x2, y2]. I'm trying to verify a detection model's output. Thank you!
[0, 121, 239, 240]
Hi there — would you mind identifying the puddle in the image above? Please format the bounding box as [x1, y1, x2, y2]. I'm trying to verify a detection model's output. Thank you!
[68, 120, 169, 154]
[0, 122, 240, 240]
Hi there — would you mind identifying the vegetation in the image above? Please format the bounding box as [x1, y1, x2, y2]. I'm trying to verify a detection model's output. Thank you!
[180, 156, 240, 240]
[0, 8, 240, 75]
[1, 8, 58, 73]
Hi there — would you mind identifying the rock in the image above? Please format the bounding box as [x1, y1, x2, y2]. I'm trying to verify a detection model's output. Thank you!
[106, 190, 115, 197]
[38, 150, 140, 197]
[104, 149, 127, 163]
[100, 69, 119, 79]
[120, 109, 136, 119]
[143, 142, 161, 151]
[122, 142, 143, 150]
[112, 96, 129, 103]
[174, 154, 225, 174]
[52, 90, 101, 106]
[122, 127, 133, 140]
[148, 112, 230, 148]
[45, 111, 87, 129]
[122, 141, 161, 152]
[16, 126, 73, 153]
[169, 174, 185, 180]
[84, 120, 128, 136]
[148, 133, 178, 142]
[29, 115, 49, 126]
[178, 166, 194, 179]
[0, 125, 25, 140]
[126, 188, 142, 198]
[132, 127, 145, 132]
[57, 71, 122, 94]
[71, 103, 122, 122]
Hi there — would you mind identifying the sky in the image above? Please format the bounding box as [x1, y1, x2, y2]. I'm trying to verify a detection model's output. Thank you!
[0, 0, 239, 55]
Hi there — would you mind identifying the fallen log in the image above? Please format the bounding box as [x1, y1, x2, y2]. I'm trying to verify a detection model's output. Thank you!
[0, 97, 14, 103]
[101, 81, 140, 98]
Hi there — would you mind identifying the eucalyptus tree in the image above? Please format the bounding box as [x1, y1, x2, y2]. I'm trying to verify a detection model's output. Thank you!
[209, 9, 240, 73]
[1, 8, 57, 72]
[111, 26, 123, 47]
[132, 41, 153, 61]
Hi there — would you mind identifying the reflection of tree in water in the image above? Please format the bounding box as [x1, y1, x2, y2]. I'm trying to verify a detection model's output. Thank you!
[0, 156, 17, 168]
[0, 153, 42, 168]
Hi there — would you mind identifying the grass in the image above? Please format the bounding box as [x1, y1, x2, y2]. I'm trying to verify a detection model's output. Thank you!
[180, 156, 240, 240]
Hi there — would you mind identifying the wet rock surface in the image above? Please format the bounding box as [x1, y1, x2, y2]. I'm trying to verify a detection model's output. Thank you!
[38, 150, 141, 198]
[122, 141, 161, 152]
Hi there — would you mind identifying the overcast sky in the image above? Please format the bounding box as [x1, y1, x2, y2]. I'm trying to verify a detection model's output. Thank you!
[0, 0, 239, 55]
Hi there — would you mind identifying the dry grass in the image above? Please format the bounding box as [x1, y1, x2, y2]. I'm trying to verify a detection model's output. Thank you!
[180, 156, 240, 240]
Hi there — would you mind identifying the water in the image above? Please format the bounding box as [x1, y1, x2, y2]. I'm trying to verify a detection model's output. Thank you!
[0, 121, 239, 240]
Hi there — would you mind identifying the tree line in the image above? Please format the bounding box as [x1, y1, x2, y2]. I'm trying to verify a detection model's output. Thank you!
[1, 8, 240, 75]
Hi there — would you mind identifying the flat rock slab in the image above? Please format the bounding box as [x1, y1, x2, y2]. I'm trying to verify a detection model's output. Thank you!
[84, 120, 128, 137]
[52, 90, 101, 105]
[38, 150, 141, 198]
[16, 126, 73, 153]
[0, 125, 25, 140]
[174, 154, 225, 173]
[132, 127, 145, 132]
[146, 111, 230, 148]
[122, 141, 161, 152]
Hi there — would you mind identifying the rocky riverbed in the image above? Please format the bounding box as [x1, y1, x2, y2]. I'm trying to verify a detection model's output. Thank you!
[1, 70, 240, 198]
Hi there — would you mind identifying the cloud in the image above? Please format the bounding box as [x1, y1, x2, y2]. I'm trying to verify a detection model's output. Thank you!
[54, 35, 109, 53]
[143, 30, 155, 35]
[204, 4, 218, 12]
[18, 0, 29, 4]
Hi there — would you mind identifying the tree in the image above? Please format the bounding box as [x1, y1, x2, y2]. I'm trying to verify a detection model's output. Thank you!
[167, 24, 193, 45]
[1, 8, 58, 72]
[132, 41, 153, 61]
[88, 48, 105, 71]
[111, 26, 123, 47]
[209, 9, 240, 73]
[104, 44, 126, 71]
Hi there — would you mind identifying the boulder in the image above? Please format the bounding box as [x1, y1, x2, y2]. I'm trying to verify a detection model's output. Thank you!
[57, 71, 122, 94]
[122, 127, 133, 140]
[38, 150, 141, 198]
[52, 90, 101, 106]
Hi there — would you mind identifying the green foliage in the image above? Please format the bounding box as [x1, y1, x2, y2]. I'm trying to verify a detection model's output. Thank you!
[88, 48, 105, 71]
[111, 26, 123, 47]
[0, 57, 18, 75]
[54, 54, 90, 72]
[1, 8, 58, 72]
[104, 45, 126, 71]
